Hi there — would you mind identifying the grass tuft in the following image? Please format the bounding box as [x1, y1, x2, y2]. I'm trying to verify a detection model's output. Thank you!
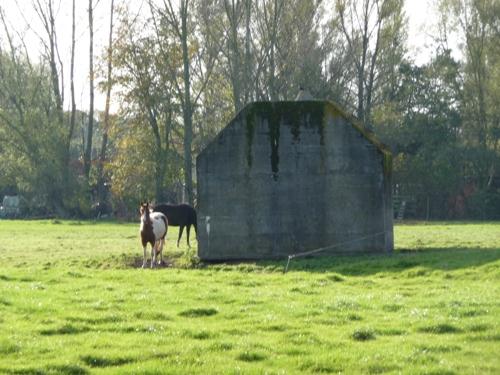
[80, 355, 135, 368]
[352, 327, 376, 341]
[466, 323, 491, 333]
[1, 368, 46, 375]
[327, 273, 345, 282]
[299, 357, 343, 373]
[209, 342, 233, 351]
[236, 351, 267, 362]
[382, 303, 404, 312]
[0, 339, 20, 355]
[416, 344, 462, 353]
[40, 324, 90, 336]
[178, 307, 218, 317]
[47, 365, 88, 375]
[185, 330, 214, 340]
[417, 323, 462, 334]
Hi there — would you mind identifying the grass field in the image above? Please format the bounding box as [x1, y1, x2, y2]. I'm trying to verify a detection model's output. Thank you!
[0, 220, 499, 374]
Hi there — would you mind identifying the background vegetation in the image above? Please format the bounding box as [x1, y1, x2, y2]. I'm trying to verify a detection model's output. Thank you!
[0, 220, 498, 374]
[0, 0, 499, 219]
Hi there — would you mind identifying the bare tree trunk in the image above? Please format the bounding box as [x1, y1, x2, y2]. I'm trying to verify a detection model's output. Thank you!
[97, 0, 115, 203]
[84, 0, 95, 180]
[180, 0, 194, 205]
[33, 0, 64, 124]
[244, 0, 252, 104]
[150, 0, 216, 205]
[67, 0, 76, 162]
[258, 0, 283, 101]
[224, 0, 243, 112]
[336, 0, 389, 127]
[32, 0, 66, 215]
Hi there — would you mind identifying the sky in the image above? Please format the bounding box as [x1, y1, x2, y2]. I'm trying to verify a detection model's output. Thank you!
[0, 0, 448, 113]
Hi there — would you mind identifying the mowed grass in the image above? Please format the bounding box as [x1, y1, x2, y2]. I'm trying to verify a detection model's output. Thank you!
[0, 220, 498, 374]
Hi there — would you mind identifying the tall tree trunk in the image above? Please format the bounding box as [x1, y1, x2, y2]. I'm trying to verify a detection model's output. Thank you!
[268, 0, 278, 101]
[181, 0, 194, 205]
[145, 106, 167, 203]
[84, 0, 95, 180]
[97, 0, 115, 203]
[244, 0, 252, 104]
[33, 0, 66, 214]
[225, 0, 243, 112]
[68, 0, 76, 161]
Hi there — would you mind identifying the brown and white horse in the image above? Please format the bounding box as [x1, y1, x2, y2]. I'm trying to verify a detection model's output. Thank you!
[140, 202, 168, 268]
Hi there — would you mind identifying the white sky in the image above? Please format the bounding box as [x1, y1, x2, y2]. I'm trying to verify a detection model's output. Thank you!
[1, 0, 450, 112]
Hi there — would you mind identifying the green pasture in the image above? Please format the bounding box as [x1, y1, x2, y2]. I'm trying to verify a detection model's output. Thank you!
[0, 220, 499, 374]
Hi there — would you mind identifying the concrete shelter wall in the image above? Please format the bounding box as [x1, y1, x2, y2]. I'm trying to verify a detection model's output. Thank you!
[196, 101, 393, 260]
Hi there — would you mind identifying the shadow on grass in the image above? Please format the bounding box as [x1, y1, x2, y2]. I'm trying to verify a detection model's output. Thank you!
[260, 247, 500, 275]
[79, 246, 500, 277]
[0, 364, 88, 375]
[39, 324, 91, 336]
[80, 355, 135, 368]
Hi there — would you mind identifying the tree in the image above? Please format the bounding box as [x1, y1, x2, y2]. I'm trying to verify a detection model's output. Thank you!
[0, 30, 67, 214]
[96, 0, 115, 204]
[1, 1, 76, 215]
[199, 0, 254, 112]
[112, 5, 179, 203]
[332, 0, 406, 126]
[68, 0, 76, 170]
[373, 51, 464, 218]
[149, 0, 217, 204]
[439, 0, 500, 189]
[84, 0, 96, 180]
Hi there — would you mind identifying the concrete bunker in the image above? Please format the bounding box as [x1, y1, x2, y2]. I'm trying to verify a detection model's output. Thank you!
[196, 100, 393, 260]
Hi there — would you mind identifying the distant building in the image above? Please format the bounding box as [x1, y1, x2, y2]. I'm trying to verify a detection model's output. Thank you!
[196, 100, 393, 260]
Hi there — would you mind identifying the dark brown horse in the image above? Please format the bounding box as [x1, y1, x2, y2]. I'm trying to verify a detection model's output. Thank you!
[153, 203, 197, 248]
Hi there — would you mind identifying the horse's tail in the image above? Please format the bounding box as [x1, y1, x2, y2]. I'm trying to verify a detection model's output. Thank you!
[160, 215, 168, 239]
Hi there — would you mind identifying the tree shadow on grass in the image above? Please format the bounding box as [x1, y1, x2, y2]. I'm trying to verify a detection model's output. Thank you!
[259, 247, 500, 276]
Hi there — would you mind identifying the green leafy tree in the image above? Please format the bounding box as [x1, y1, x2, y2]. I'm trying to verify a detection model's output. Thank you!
[374, 51, 464, 218]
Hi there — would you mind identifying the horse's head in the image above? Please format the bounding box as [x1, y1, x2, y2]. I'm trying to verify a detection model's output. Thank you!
[140, 202, 152, 225]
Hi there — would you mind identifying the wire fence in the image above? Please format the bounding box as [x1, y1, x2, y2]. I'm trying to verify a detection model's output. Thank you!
[284, 231, 387, 273]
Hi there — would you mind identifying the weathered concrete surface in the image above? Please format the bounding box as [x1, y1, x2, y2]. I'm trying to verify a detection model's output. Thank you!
[196, 101, 393, 260]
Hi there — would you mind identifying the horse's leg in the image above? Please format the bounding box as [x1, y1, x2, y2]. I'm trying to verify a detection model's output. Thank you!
[158, 238, 164, 265]
[186, 224, 191, 248]
[142, 245, 147, 268]
[177, 226, 184, 247]
[151, 243, 156, 268]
